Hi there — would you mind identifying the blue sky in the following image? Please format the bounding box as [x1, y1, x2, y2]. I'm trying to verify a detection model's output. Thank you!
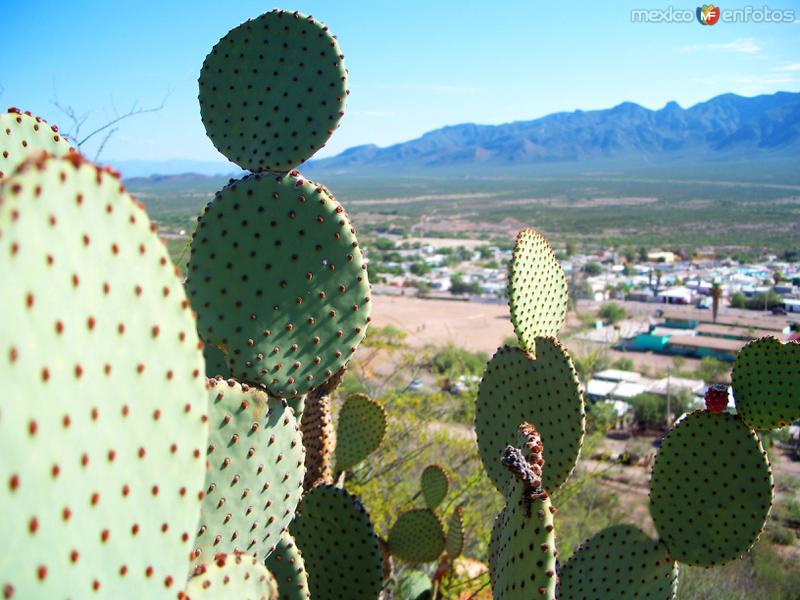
[3, 0, 799, 163]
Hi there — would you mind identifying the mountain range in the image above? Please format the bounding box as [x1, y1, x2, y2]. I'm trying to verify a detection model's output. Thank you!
[118, 91, 800, 178]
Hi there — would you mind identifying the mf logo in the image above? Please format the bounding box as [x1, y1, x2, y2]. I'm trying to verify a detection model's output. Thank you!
[697, 4, 721, 25]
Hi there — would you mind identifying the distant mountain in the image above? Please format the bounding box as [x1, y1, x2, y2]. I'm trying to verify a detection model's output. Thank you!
[305, 91, 800, 172]
[109, 159, 243, 178]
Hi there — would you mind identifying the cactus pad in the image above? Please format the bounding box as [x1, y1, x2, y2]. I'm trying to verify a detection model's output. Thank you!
[732, 336, 800, 430]
[0, 154, 208, 597]
[204, 343, 230, 379]
[198, 9, 348, 173]
[264, 533, 310, 600]
[557, 525, 678, 600]
[649, 410, 773, 567]
[396, 570, 432, 600]
[300, 391, 335, 490]
[476, 342, 585, 493]
[508, 228, 568, 352]
[186, 172, 370, 398]
[445, 506, 465, 560]
[489, 439, 557, 600]
[193, 378, 304, 566]
[420, 464, 449, 511]
[290, 484, 382, 600]
[334, 393, 387, 473]
[184, 553, 277, 599]
[0, 108, 73, 180]
[388, 509, 446, 564]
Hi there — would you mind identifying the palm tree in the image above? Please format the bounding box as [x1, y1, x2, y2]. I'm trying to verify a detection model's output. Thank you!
[710, 282, 722, 323]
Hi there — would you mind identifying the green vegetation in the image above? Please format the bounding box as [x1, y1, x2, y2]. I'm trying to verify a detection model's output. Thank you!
[598, 302, 627, 324]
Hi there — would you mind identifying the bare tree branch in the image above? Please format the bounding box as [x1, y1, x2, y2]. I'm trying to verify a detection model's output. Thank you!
[93, 127, 118, 162]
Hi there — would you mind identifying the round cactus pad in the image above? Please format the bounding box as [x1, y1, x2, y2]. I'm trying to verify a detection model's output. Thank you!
[186, 172, 370, 397]
[0, 108, 73, 180]
[732, 336, 800, 430]
[445, 506, 465, 560]
[476, 343, 585, 493]
[508, 228, 568, 353]
[650, 411, 773, 567]
[289, 485, 382, 600]
[388, 509, 446, 564]
[0, 155, 208, 597]
[334, 393, 387, 473]
[193, 378, 304, 566]
[264, 533, 310, 600]
[558, 525, 678, 600]
[184, 553, 277, 599]
[420, 465, 449, 511]
[199, 9, 348, 172]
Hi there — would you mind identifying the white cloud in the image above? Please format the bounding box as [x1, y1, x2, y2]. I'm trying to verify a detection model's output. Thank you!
[680, 37, 762, 54]
[770, 63, 800, 72]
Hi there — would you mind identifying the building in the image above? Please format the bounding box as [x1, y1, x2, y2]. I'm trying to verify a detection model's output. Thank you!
[666, 335, 742, 361]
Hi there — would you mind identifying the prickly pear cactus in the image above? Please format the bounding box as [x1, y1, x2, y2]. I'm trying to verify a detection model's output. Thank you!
[732, 336, 800, 430]
[204, 342, 230, 379]
[388, 509, 446, 564]
[290, 484, 383, 600]
[476, 342, 585, 493]
[445, 506, 465, 560]
[300, 390, 335, 490]
[184, 553, 278, 599]
[0, 108, 73, 180]
[0, 154, 208, 597]
[185, 172, 370, 398]
[508, 228, 568, 354]
[199, 9, 348, 173]
[649, 410, 773, 566]
[396, 570, 433, 600]
[420, 464, 449, 511]
[334, 392, 387, 474]
[264, 533, 310, 600]
[192, 378, 304, 566]
[489, 424, 557, 600]
[558, 525, 678, 600]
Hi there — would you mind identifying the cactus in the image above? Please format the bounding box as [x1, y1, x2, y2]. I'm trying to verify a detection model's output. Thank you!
[557, 525, 678, 600]
[204, 342, 231, 379]
[396, 570, 433, 600]
[508, 228, 569, 354]
[334, 392, 388, 475]
[198, 9, 348, 173]
[192, 378, 305, 566]
[649, 410, 773, 567]
[0, 154, 208, 597]
[476, 341, 585, 493]
[300, 390, 336, 490]
[289, 484, 383, 599]
[264, 533, 310, 600]
[184, 553, 278, 599]
[731, 336, 800, 430]
[388, 509, 447, 564]
[420, 464, 450, 511]
[445, 506, 465, 560]
[488, 424, 557, 600]
[0, 108, 74, 180]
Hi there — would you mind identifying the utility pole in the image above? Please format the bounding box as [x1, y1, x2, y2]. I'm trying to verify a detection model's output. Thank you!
[666, 368, 672, 430]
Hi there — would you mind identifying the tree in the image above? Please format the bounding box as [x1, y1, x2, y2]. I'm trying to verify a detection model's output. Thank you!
[730, 292, 746, 309]
[638, 247, 649, 262]
[598, 303, 627, 325]
[583, 262, 602, 276]
[565, 242, 576, 257]
[409, 262, 430, 276]
[449, 274, 482, 296]
[710, 282, 722, 323]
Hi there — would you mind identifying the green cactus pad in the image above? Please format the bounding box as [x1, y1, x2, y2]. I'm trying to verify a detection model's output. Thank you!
[300, 392, 335, 490]
[204, 343, 230, 379]
[489, 463, 556, 599]
[185, 553, 277, 599]
[649, 410, 773, 567]
[290, 484, 382, 600]
[193, 378, 305, 566]
[476, 342, 585, 493]
[334, 393, 387, 473]
[732, 336, 800, 430]
[186, 172, 370, 398]
[0, 154, 208, 598]
[286, 394, 305, 419]
[264, 533, 310, 600]
[199, 9, 348, 173]
[388, 509, 446, 564]
[0, 108, 74, 180]
[558, 525, 678, 600]
[508, 228, 568, 353]
[396, 570, 432, 600]
[445, 506, 465, 560]
[420, 464, 449, 511]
